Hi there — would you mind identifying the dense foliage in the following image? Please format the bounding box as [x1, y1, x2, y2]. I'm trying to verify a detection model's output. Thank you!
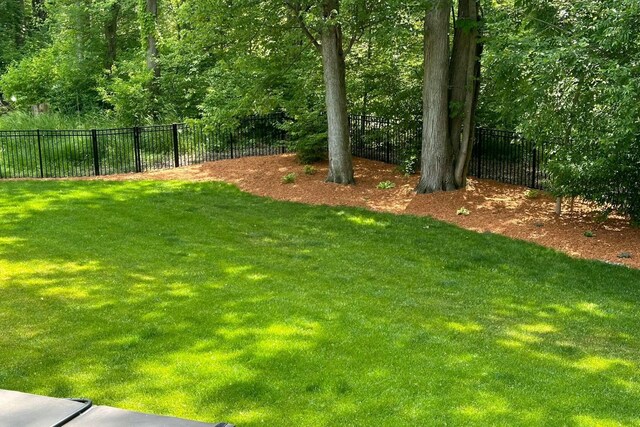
[481, 0, 640, 219]
[0, 0, 638, 215]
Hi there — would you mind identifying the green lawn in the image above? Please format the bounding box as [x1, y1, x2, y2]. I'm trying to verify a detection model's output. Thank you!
[1, 180, 639, 426]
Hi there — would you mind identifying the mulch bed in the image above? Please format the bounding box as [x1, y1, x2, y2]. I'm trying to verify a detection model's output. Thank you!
[76, 154, 640, 269]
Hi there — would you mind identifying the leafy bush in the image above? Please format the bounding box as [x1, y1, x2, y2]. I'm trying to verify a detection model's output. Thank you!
[0, 48, 56, 108]
[398, 142, 421, 175]
[283, 112, 327, 164]
[547, 138, 640, 222]
[282, 173, 296, 184]
[98, 60, 157, 126]
[303, 165, 317, 175]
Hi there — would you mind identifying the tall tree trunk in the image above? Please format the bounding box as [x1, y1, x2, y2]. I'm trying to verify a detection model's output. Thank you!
[322, 0, 354, 184]
[456, 39, 483, 185]
[453, 0, 480, 187]
[416, 0, 455, 193]
[15, 0, 25, 47]
[145, 0, 160, 78]
[104, 1, 120, 70]
[448, 0, 472, 161]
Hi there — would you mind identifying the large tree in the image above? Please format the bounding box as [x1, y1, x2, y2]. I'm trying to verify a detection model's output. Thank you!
[416, 0, 481, 193]
[285, 0, 365, 184]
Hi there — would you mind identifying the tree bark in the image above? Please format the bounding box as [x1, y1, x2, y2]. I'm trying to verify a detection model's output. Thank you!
[104, 1, 120, 70]
[453, 0, 480, 187]
[321, 0, 354, 184]
[145, 0, 160, 78]
[416, 0, 455, 193]
[448, 0, 472, 161]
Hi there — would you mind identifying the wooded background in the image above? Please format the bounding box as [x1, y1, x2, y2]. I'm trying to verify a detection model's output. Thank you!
[0, 0, 639, 216]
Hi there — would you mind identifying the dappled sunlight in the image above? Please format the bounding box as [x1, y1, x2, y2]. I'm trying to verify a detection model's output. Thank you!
[456, 392, 511, 420]
[573, 356, 633, 373]
[445, 321, 484, 333]
[573, 414, 630, 427]
[519, 322, 558, 334]
[575, 302, 610, 318]
[344, 214, 389, 228]
[2, 180, 640, 425]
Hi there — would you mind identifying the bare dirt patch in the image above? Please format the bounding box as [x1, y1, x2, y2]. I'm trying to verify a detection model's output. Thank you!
[90, 154, 640, 269]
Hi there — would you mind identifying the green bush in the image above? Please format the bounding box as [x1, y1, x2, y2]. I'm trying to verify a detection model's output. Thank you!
[284, 112, 327, 164]
[282, 172, 296, 184]
[98, 60, 157, 126]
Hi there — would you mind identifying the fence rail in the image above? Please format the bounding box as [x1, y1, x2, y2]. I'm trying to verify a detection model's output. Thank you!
[1, 113, 548, 190]
[0, 113, 288, 179]
[349, 115, 548, 189]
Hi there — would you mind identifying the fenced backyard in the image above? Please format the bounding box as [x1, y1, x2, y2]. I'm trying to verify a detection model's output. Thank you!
[0, 113, 548, 189]
[349, 115, 548, 189]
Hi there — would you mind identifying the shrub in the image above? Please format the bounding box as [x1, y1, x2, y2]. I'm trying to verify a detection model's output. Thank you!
[282, 173, 296, 184]
[283, 112, 327, 164]
[457, 207, 470, 216]
[97, 60, 157, 125]
[584, 231, 594, 238]
[398, 146, 420, 175]
[303, 165, 317, 175]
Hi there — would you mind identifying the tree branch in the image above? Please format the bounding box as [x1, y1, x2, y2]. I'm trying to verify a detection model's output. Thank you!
[284, 1, 322, 52]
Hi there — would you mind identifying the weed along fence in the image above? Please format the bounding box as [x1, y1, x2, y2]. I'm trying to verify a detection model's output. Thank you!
[0, 113, 287, 179]
[0, 112, 548, 190]
[350, 115, 549, 190]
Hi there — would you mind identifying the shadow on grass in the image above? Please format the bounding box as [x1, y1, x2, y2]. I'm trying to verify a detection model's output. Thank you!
[0, 180, 639, 426]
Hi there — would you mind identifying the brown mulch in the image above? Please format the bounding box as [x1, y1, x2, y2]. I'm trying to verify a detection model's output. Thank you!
[85, 154, 638, 269]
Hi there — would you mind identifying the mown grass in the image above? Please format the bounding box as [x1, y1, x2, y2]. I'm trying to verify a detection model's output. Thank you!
[1, 180, 639, 426]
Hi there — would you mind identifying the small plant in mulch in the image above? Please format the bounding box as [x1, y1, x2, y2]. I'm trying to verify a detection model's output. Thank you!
[457, 207, 470, 216]
[618, 252, 633, 259]
[584, 230, 595, 238]
[282, 172, 297, 184]
[303, 165, 317, 175]
[376, 181, 396, 190]
[524, 189, 541, 199]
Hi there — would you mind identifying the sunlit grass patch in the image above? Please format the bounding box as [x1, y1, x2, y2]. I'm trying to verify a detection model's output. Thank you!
[1, 180, 640, 426]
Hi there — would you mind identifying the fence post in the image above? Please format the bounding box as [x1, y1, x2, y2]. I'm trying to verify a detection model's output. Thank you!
[531, 145, 538, 189]
[91, 129, 100, 176]
[133, 126, 142, 173]
[385, 119, 391, 164]
[229, 131, 235, 159]
[172, 124, 180, 167]
[36, 129, 44, 178]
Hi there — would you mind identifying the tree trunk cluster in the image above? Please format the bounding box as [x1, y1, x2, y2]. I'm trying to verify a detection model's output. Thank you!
[416, 0, 482, 194]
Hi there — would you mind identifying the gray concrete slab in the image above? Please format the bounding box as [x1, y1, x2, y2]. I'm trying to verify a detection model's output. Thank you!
[0, 389, 88, 427]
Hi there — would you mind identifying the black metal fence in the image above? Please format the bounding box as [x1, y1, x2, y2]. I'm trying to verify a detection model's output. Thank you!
[350, 115, 548, 189]
[0, 113, 287, 179]
[1, 112, 548, 189]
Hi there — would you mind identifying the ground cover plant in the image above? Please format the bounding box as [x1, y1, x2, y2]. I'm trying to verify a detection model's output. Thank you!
[1, 180, 640, 426]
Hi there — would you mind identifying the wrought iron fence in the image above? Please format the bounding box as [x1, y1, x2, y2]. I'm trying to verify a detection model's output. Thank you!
[350, 115, 548, 189]
[1, 112, 548, 190]
[0, 113, 287, 179]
